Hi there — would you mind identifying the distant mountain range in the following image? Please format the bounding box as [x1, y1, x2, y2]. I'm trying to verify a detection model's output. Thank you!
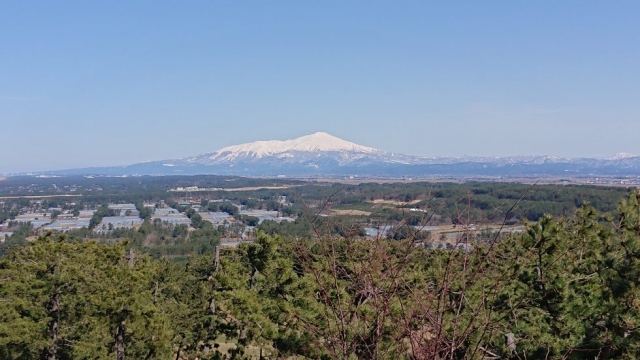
[31, 132, 640, 178]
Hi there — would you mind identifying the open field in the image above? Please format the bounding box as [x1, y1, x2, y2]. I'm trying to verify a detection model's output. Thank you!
[370, 199, 422, 205]
[427, 224, 525, 238]
[220, 185, 300, 192]
[330, 209, 372, 216]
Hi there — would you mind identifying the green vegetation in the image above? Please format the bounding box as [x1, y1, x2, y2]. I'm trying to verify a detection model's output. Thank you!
[89, 205, 116, 230]
[135, 201, 153, 220]
[2, 177, 640, 358]
[3, 190, 640, 358]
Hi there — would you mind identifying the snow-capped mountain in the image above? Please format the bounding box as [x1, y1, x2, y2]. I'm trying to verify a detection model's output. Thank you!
[152, 132, 424, 172]
[606, 152, 638, 161]
[181, 132, 385, 165]
[32, 132, 640, 177]
[210, 132, 379, 159]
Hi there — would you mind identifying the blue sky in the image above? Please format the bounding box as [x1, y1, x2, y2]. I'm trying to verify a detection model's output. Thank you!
[2, 1, 639, 173]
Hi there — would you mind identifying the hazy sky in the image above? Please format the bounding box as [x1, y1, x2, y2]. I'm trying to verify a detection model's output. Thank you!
[2, 1, 639, 173]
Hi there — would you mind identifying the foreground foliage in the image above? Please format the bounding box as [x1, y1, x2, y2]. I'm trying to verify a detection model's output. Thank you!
[2, 192, 640, 359]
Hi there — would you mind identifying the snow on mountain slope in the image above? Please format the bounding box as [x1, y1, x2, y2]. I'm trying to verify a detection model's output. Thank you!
[184, 132, 384, 164]
[218, 132, 378, 155]
[33, 131, 640, 177]
[606, 152, 638, 160]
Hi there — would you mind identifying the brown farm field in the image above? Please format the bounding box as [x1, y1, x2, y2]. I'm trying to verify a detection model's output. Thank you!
[330, 209, 372, 216]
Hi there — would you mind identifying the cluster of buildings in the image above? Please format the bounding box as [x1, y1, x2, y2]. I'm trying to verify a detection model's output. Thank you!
[200, 212, 232, 226]
[11, 208, 97, 232]
[239, 209, 295, 224]
[107, 203, 139, 217]
[1, 194, 297, 245]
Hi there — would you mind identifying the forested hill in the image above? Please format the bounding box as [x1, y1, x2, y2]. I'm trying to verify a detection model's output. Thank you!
[3, 192, 640, 359]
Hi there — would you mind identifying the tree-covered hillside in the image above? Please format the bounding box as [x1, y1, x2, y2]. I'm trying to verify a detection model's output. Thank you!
[3, 191, 640, 359]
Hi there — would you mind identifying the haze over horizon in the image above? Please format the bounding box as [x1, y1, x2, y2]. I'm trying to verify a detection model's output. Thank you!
[2, 2, 640, 173]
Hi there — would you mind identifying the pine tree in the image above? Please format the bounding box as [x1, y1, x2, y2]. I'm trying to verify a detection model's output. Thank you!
[0, 234, 172, 359]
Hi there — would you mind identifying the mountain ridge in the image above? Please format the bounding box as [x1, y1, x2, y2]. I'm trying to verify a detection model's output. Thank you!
[18, 132, 640, 177]
[183, 132, 383, 165]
